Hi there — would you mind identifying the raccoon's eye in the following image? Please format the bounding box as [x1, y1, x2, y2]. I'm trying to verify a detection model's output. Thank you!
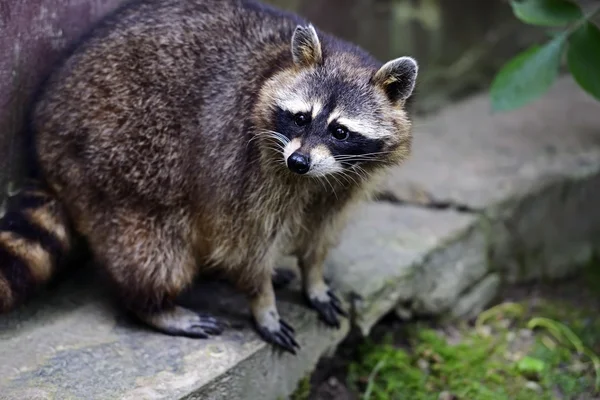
[331, 125, 349, 141]
[293, 112, 311, 127]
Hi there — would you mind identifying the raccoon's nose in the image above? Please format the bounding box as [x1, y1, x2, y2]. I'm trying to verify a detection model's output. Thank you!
[287, 152, 310, 175]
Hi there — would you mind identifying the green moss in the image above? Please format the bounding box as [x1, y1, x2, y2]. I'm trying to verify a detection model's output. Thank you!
[349, 330, 537, 400]
[289, 375, 311, 400]
[347, 296, 600, 400]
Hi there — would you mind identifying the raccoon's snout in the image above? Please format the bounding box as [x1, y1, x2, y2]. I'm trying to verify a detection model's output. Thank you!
[287, 152, 310, 175]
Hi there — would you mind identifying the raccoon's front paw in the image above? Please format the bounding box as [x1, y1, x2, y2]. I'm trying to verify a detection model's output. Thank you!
[306, 286, 348, 329]
[139, 306, 225, 339]
[253, 310, 300, 355]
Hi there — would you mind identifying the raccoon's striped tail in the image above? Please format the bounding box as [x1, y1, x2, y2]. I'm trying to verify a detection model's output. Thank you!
[0, 180, 73, 313]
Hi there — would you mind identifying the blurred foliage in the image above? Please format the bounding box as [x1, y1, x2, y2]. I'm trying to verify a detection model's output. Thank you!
[491, 0, 600, 111]
[347, 304, 600, 400]
[346, 260, 600, 399]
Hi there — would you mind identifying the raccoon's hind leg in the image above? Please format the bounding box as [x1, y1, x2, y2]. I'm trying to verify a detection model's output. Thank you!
[90, 212, 223, 338]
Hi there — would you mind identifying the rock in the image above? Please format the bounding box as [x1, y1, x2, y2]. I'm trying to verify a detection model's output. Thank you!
[383, 76, 600, 284]
[438, 391, 458, 400]
[394, 303, 413, 321]
[0, 270, 351, 400]
[525, 381, 543, 393]
[410, 218, 488, 315]
[382, 76, 600, 210]
[326, 203, 476, 333]
[0, 204, 483, 400]
[449, 274, 501, 320]
[486, 153, 600, 282]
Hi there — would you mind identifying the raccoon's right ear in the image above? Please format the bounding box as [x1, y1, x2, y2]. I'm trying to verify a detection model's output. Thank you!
[372, 56, 418, 104]
[291, 24, 323, 68]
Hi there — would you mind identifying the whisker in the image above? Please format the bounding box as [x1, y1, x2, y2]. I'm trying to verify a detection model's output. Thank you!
[333, 151, 395, 161]
[337, 150, 394, 157]
[330, 173, 350, 191]
[333, 155, 390, 162]
[337, 169, 359, 186]
[248, 130, 290, 149]
[335, 158, 386, 164]
[352, 165, 370, 181]
[259, 130, 290, 144]
[319, 174, 337, 199]
[311, 175, 328, 192]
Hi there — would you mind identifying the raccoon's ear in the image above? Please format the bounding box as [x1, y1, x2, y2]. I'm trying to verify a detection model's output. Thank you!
[372, 56, 418, 104]
[291, 24, 323, 67]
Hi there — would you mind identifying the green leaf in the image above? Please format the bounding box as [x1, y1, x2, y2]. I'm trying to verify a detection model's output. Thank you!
[490, 33, 567, 111]
[510, 0, 583, 26]
[516, 356, 546, 379]
[567, 21, 600, 101]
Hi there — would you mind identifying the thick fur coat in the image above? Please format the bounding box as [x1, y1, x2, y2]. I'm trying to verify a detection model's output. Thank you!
[0, 0, 418, 353]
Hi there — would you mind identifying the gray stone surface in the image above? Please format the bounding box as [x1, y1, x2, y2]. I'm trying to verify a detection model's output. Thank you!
[449, 273, 501, 320]
[1, 76, 600, 400]
[0, 204, 471, 400]
[382, 75, 600, 283]
[326, 203, 476, 334]
[485, 150, 600, 282]
[0, 269, 346, 400]
[410, 217, 488, 315]
[383, 76, 600, 210]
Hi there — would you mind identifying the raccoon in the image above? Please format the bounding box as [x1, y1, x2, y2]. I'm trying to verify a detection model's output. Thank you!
[0, 0, 418, 354]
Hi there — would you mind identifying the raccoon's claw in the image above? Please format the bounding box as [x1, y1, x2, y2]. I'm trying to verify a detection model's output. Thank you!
[163, 314, 225, 338]
[190, 314, 226, 336]
[307, 289, 348, 328]
[139, 306, 225, 339]
[272, 268, 296, 289]
[254, 318, 300, 355]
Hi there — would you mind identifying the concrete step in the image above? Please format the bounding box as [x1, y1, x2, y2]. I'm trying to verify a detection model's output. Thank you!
[1, 76, 599, 400]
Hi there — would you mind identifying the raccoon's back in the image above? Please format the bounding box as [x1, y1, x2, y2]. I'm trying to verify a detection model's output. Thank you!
[31, 0, 297, 207]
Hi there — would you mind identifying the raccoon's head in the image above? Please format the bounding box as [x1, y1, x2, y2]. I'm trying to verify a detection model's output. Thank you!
[256, 24, 418, 179]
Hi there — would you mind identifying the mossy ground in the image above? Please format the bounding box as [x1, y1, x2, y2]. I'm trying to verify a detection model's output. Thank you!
[347, 315, 599, 400]
[296, 264, 600, 400]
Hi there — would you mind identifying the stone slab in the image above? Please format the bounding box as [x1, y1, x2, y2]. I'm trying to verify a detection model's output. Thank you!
[0, 203, 475, 400]
[0, 269, 348, 400]
[383, 76, 600, 283]
[383, 76, 600, 210]
[326, 203, 477, 333]
[449, 273, 501, 320]
[485, 150, 600, 282]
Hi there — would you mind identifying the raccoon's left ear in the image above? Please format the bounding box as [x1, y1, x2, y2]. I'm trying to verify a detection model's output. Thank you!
[372, 56, 418, 104]
[291, 24, 323, 68]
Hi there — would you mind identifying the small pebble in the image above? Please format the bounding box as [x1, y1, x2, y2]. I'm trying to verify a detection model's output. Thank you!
[477, 325, 492, 337]
[417, 358, 429, 372]
[498, 319, 511, 329]
[568, 360, 587, 373]
[525, 381, 542, 392]
[438, 391, 457, 400]
[395, 305, 413, 321]
[519, 329, 533, 338]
